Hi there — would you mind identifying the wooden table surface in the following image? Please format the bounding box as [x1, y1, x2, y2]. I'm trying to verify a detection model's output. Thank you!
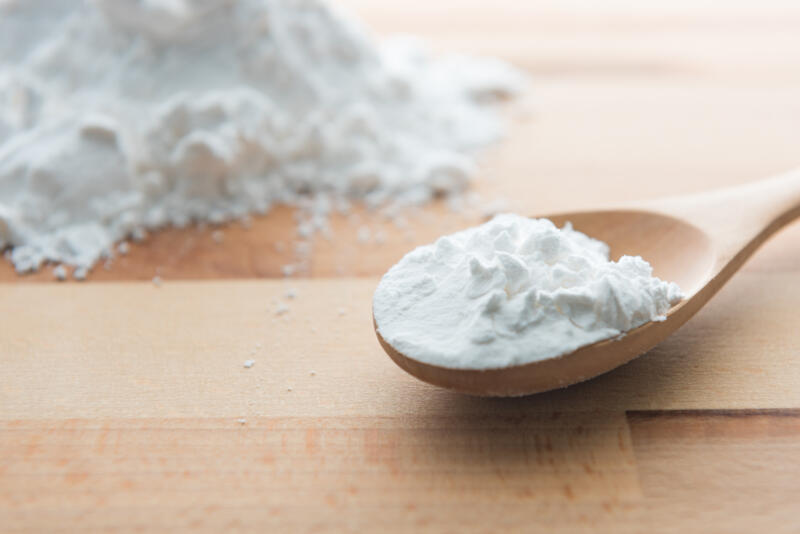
[2, 1, 800, 532]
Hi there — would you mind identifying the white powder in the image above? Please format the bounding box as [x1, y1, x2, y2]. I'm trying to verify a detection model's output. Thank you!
[243, 359, 255, 368]
[356, 226, 371, 244]
[0, 0, 524, 277]
[73, 266, 88, 281]
[373, 214, 684, 370]
[52, 264, 67, 281]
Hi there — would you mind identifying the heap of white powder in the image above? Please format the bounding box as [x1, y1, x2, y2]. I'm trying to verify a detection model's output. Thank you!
[373, 214, 684, 370]
[0, 0, 524, 276]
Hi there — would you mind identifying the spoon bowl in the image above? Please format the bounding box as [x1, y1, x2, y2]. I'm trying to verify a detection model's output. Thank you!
[374, 169, 800, 396]
[547, 210, 715, 297]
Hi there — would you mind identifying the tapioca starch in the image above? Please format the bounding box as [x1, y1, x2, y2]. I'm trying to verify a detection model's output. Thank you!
[0, 0, 524, 277]
[373, 214, 684, 370]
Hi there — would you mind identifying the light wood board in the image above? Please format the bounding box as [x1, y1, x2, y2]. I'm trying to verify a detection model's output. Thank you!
[2, 1, 800, 531]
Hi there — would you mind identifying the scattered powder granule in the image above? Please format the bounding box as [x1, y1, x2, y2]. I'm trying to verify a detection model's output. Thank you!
[297, 222, 313, 238]
[152, 276, 162, 286]
[131, 229, 147, 242]
[357, 226, 372, 243]
[243, 359, 255, 368]
[393, 217, 409, 230]
[211, 230, 225, 244]
[295, 241, 313, 257]
[117, 242, 130, 255]
[285, 288, 297, 299]
[275, 303, 290, 316]
[237, 418, 247, 425]
[53, 264, 67, 281]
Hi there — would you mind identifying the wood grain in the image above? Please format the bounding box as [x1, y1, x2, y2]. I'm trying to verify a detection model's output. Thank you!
[628, 411, 800, 533]
[0, 414, 641, 532]
[1, 276, 799, 419]
[3, 411, 796, 532]
[2, 0, 800, 531]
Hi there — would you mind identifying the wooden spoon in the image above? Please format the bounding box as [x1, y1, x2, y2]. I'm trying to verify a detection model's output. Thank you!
[374, 169, 800, 396]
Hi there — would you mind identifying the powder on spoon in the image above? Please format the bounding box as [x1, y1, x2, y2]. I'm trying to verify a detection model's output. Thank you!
[372, 214, 684, 370]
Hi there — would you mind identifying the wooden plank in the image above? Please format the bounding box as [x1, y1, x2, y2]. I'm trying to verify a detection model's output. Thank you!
[0, 413, 639, 532]
[2, 411, 797, 532]
[1, 273, 799, 420]
[628, 410, 800, 533]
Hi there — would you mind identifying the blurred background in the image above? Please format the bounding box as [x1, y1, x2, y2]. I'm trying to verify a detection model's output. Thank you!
[339, 0, 800, 201]
[6, 0, 799, 280]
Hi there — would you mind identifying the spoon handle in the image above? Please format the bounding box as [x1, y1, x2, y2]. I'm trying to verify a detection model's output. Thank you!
[642, 168, 800, 268]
